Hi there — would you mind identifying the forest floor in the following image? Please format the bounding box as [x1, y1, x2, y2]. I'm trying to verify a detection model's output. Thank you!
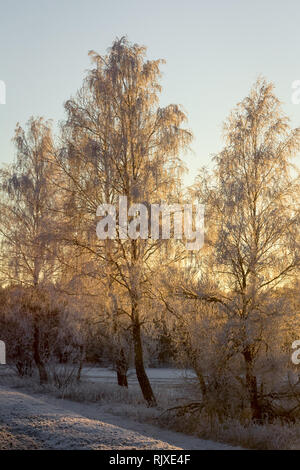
[0, 384, 238, 450]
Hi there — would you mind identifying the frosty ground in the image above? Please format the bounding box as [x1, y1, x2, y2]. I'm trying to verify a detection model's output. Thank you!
[0, 378, 237, 450]
[2, 366, 299, 450]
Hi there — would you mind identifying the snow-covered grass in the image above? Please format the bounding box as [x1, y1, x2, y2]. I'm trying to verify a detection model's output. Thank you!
[1, 365, 300, 449]
[0, 366, 189, 407]
[0, 385, 183, 450]
[158, 408, 300, 450]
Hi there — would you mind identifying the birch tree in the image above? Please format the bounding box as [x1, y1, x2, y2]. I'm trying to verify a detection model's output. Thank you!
[59, 37, 191, 405]
[0, 117, 59, 383]
[190, 78, 300, 419]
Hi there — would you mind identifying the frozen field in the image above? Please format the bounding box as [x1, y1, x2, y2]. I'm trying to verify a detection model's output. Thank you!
[82, 367, 196, 386]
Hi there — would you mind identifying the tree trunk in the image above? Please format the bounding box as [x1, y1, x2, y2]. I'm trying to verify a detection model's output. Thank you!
[33, 320, 48, 385]
[76, 345, 84, 382]
[116, 348, 128, 387]
[194, 366, 207, 399]
[132, 306, 157, 406]
[117, 370, 128, 387]
[243, 347, 261, 421]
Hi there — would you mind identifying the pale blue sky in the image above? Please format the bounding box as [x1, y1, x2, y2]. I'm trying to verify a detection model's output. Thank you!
[0, 0, 300, 184]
